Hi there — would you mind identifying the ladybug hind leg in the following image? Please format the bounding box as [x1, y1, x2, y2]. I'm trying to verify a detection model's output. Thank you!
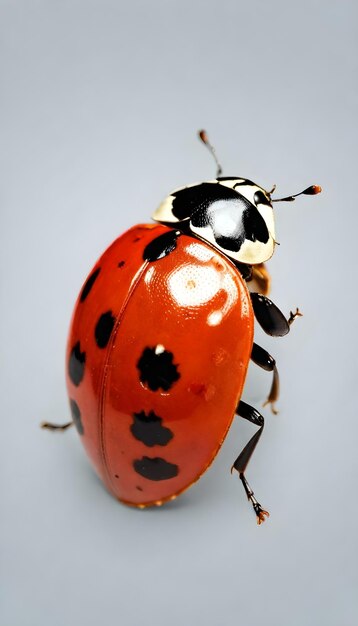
[232, 401, 269, 525]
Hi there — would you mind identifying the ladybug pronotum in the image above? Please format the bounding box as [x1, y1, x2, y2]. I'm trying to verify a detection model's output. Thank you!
[43, 131, 321, 524]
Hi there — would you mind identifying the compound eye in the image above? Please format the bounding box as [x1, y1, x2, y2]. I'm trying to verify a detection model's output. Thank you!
[254, 190, 271, 207]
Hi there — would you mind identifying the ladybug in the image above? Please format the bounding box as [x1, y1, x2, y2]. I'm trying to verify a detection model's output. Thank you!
[43, 131, 321, 524]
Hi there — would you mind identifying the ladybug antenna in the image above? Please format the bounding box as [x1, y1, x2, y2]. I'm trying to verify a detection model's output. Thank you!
[198, 129, 223, 177]
[271, 185, 322, 203]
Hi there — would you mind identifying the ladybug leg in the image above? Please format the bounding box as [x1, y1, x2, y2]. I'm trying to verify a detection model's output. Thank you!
[41, 401, 83, 434]
[288, 307, 303, 326]
[250, 293, 302, 337]
[251, 343, 279, 414]
[249, 263, 271, 296]
[232, 401, 269, 525]
[41, 421, 74, 431]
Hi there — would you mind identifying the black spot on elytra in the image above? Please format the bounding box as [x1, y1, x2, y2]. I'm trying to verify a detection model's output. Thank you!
[133, 456, 179, 481]
[94, 311, 115, 349]
[80, 267, 101, 302]
[137, 346, 180, 392]
[143, 230, 180, 262]
[68, 341, 86, 386]
[69, 399, 84, 435]
[118, 261, 125, 268]
[136, 485, 143, 491]
[131, 410, 174, 447]
[133, 236, 142, 242]
[115, 474, 119, 478]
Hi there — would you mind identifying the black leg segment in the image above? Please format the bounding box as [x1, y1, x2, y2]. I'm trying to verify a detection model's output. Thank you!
[251, 343, 280, 414]
[232, 400, 269, 524]
[250, 293, 302, 337]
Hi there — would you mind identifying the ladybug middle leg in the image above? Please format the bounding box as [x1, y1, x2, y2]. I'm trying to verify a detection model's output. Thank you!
[251, 343, 280, 414]
[250, 293, 302, 412]
[232, 401, 269, 525]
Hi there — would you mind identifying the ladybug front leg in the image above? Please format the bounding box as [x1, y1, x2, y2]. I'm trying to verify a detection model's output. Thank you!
[231, 401, 269, 525]
[250, 293, 302, 337]
[251, 343, 279, 414]
[249, 263, 271, 296]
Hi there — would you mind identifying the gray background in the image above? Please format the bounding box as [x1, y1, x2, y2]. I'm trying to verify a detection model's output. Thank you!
[1, 1, 357, 625]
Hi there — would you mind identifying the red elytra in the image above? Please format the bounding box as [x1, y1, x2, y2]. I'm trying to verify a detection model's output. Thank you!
[66, 223, 254, 507]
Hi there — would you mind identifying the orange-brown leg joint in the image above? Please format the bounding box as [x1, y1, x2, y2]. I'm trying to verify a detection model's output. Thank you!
[250, 263, 271, 296]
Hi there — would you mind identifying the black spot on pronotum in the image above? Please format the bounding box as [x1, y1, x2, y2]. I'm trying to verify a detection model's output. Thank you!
[137, 346, 180, 392]
[133, 456, 179, 481]
[189, 188, 269, 251]
[143, 230, 180, 262]
[80, 267, 101, 302]
[118, 261, 125, 268]
[215, 233, 245, 252]
[242, 207, 269, 243]
[233, 179, 256, 188]
[171, 182, 239, 221]
[254, 190, 272, 207]
[94, 311, 115, 349]
[131, 410, 174, 447]
[69, 399, 84, 435]
[68, 341, 86, 386]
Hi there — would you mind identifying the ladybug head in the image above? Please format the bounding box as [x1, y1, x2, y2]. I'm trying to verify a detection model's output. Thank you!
[152, 177, 277, 265]
[152, 131, 321, 266]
